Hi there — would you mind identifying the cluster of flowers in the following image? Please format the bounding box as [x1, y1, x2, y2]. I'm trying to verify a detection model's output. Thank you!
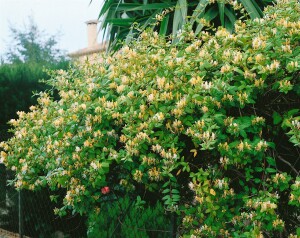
[0, 0, 299, 236]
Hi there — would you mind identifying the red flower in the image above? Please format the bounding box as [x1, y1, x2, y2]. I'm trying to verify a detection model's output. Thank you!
[101, 186, 110, 194]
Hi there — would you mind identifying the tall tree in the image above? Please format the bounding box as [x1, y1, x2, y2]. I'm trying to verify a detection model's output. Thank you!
[0, 18, 69, 124]
[99, 0, 274, 49]
[5, 17, 66, 64]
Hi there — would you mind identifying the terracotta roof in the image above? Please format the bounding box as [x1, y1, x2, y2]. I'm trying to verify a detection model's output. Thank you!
[68, 42, 107, 58]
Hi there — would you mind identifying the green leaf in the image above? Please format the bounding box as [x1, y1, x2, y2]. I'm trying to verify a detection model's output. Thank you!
[273, 112, 282, 125]
[50, 195, 59, 203]
[240, 130, 247, 138]
[162, 181, 170, 188]
[172, 0, 187, 37]
[296, 227, 300, 236]
[266, 157, 276, 166]
[224, 6, 236, 32]
[159, 14, 170, 36]
[203, 5, 219, 22]
[195, 22, 204, 35]
[162, 194, 170, 200]
[106, 18, 135, 27]
[225, 6, 236, 26]
[239, 0, 263, 19]
[254, 167, 263, 172]
[172, 194, 180, 200]
[102, 162, 109, 168]
[266, 168, 277, 173]
[267, 142, 275, 149]
[254, 178, 261, 183]
[218, 2, 225, 26]
[190, 0, 210, 25]
[109, 3, 174, 12]
[281, 118, 291, 129]
[287, 109, 299, 117]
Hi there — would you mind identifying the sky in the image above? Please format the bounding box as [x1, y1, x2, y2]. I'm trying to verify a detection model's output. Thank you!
[0, 0, 104, 56]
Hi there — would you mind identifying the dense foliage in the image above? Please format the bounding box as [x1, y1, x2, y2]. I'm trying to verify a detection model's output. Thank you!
[99, 0, 273, 49]
[1, 0, 299, 237]
[88, 196, 173, 237]
[0, 19, 73, 236]
[0, 63, 67, 125]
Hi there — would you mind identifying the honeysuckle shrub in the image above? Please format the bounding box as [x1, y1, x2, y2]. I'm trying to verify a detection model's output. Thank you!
[1, 0, 300, 237]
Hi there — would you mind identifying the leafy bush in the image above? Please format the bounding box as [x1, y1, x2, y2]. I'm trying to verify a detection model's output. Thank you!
[0, 62, 65, 125]
[88, 196, 173, 238]
[0, 19, 72, 237]
[1, 0, 299, 237]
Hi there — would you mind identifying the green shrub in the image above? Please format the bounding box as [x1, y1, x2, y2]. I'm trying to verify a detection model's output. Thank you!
[0, 19, 74, 238]
[0, 62, 49, 125]
[88, 196, 173, 238]
[1, 0, 299, 237]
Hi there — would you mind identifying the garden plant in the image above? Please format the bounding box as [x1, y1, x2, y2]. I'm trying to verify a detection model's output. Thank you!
[1, 0, 299, 237]
[99, 0, 274, 50]
[0, 20, 84, 237]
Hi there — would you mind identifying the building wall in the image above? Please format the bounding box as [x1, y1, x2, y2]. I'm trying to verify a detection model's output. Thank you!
[68, 20, 106, 64]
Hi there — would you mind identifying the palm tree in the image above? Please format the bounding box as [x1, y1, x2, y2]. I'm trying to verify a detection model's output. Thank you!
[98, 0, 273, 49]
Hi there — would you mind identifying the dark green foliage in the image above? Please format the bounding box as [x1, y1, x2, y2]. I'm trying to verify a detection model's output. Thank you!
[88, 196, 173, 238]
[21, 189, 87, 238]
[0, 62, 67, 124]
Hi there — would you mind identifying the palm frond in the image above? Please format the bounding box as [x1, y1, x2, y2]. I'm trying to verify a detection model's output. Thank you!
[97, 0, 272, 50]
